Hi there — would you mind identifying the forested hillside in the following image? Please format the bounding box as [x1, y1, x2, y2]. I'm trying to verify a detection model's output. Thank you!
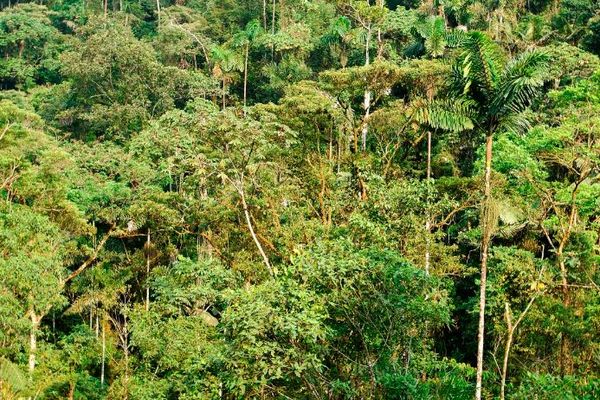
[0, 0, 599, 398]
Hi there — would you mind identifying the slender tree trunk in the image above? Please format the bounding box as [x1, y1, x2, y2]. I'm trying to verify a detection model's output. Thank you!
[425, 130, 432, 275]
[263, 0, 267, 30]
[558, 253, 571, 375]
[243, 43, 249, 117]
[337, 136, 341, 173]
[146, 228, 150, 311]
[500, 296, 537, 400]
[29, 310, 40, 374]
[156, 0, 161, 27]
[361, 25, 371, 152]
[103, 0, 107, 17]
[123, 315, 129, 400]
[500, 325, 513, 400]
[271, 0, 276, 59]
[553, 178, 582, 376]
[377, 29, 383, 58]
[328, 130, 333, 160]
[101, 317, 106, 387]
[475, 133, 493, 400]
[239, 185, 273, 276]
[68, 381, 75, 400]
[558, 204, 576, 375]
[222, 81, 226, 110]
[376, 0, 384, 58]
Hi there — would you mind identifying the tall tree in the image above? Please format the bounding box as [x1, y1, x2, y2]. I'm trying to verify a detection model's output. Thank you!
[450, 32, 549, 399]
[232, 20, 262, 117]
[211, 45, 243, 109]
[337, 0, 387, 151]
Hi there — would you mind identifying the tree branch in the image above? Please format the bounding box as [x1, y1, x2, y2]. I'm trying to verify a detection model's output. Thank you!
[64, 223, 116, 284]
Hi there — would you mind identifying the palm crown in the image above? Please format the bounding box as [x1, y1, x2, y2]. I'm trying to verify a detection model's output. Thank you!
[451, 31, 550, 135]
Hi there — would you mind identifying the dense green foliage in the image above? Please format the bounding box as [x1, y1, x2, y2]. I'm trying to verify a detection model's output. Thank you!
[0, 0, 598, 399]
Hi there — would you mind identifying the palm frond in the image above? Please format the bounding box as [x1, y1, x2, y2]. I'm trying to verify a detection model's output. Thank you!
[409, 16, 447, 58]
[445, 29, 467, 48]
[0, 358, 27, 395]
[405, 41, 425, 58]
[458, 32, 504, 102]
[413, 98, 475, 132]
[491, 50, 550, 118]
[425, 17, 447, 58]
[496, 111, 532, 134]
[322, 16, 351, 45]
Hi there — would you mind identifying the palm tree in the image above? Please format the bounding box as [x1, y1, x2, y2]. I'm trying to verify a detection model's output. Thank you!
[408, 16, 447, 58]
[233, 20, 262, 117]
[322, 16, 352, 68]
[211, 45, 243, 110]
[449, 31, 549, 400]
[406, 15, 466, 59]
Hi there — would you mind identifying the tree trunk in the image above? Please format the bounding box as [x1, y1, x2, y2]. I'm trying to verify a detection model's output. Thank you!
[68, 381, 75, 400]
[239, 184, 273, 276]
[361, 25, 371, 152]
[243, 43, 249, 117]
[424, 130, 432, 275]
[500, 326, 513, 400]
[558, 229, 573, 375]
[123, 316, 129, 400]
[29, 310, 40, 374]
[101, 317, 106, 387]
[18, 40, 24, 58]
[557, 183, 579, 375]
[500, 301, 514, 400]
[146, 228, 150, 311]
[500, 295, 537, 400]
[475, 133, 493, 400]
[222, 81, 226, 110]
[271, 0, 276, 59]
[559, 254, 571, 375]
[156, 0, 161, 27]
[262, 0, 267, 30]
[376, 0, 384, 58]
